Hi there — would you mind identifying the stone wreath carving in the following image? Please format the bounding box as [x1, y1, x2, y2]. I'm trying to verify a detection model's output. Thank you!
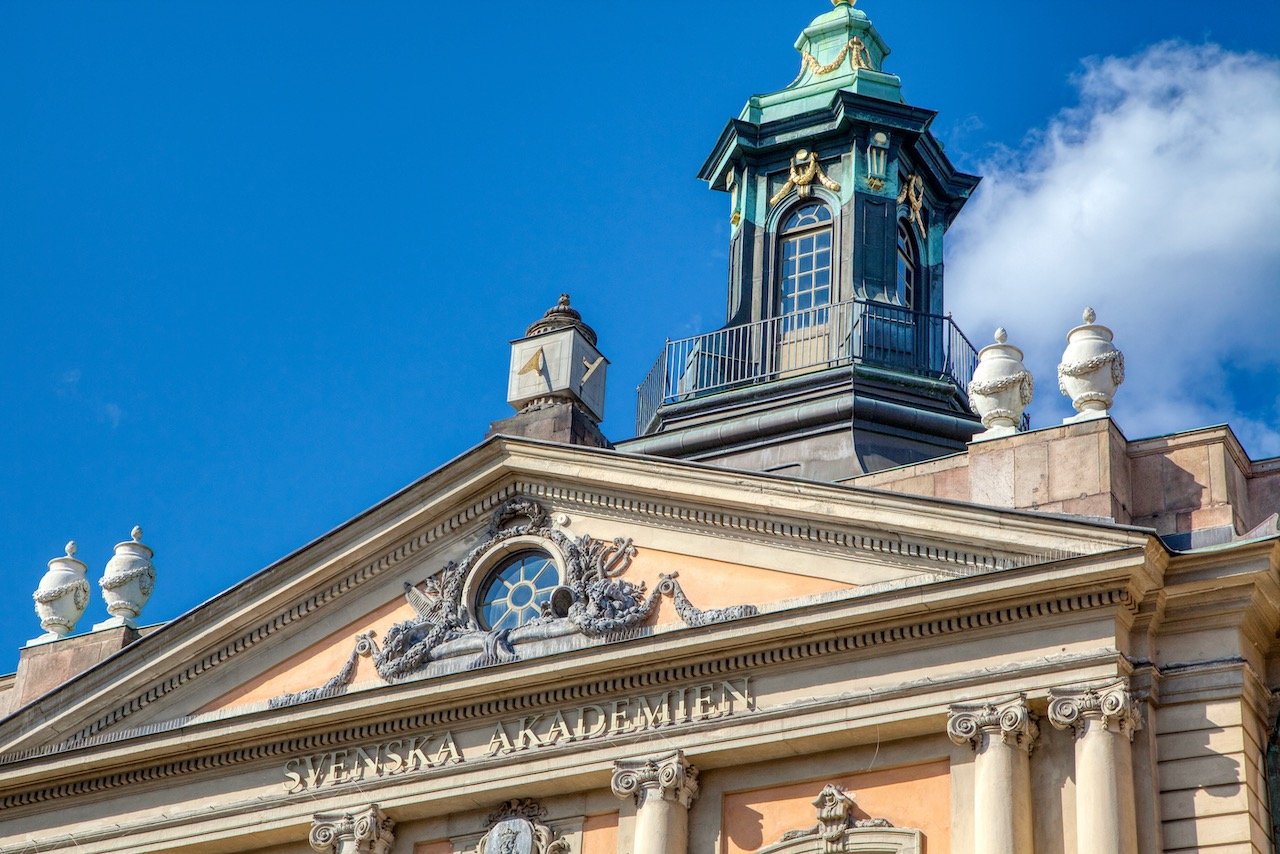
[32, 579, 90, 610]
[968, 370, 1034, 405]
[271, 498, 762, 699]
[757, 783, 919, 854]
[1057, 349, 1125, 397]
[476, 798, 569, 854]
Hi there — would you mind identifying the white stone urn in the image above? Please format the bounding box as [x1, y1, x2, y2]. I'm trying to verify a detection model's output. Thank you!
[94, 526, 155, 630]
[30, 541, 91, 645]
[967, 328, 1034, 442]
[1058, 307, 1125, 423]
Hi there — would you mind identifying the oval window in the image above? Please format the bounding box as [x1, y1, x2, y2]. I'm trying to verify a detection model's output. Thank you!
[477, 551, 560, 631]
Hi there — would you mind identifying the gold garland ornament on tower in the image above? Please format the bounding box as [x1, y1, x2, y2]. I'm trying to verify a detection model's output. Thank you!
[898, 173, 926, 235]
[799, 36, 873, 77]
[770, 149, 842, 207]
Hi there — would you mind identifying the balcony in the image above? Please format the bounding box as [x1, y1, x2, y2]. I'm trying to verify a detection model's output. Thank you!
[636, 299, 980, 435]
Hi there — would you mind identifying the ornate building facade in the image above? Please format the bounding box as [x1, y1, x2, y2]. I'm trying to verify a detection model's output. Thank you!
[2, 3, 1279, 853]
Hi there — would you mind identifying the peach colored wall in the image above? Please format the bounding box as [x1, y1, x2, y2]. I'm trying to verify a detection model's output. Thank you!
[582, 812, 619, 853]
[412, 842, 453, 854]
[198, 595, 417, 714]
[721, 760, 951, 854]
[628, 548, 852, 627]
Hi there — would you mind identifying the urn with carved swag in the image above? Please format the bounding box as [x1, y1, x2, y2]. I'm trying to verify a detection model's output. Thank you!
[967, 328, 1033, 441]
[1058, 307, 1125, 422]
[31, 541, 90, 644]
[94, 526, 155, 630]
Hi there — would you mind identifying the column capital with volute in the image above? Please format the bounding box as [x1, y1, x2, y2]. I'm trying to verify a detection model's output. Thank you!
[611, 750, 700, 809]
[309, 804, 395, 854]
[1048, 681, 1142, 740]
[947, 695, 1039, 754]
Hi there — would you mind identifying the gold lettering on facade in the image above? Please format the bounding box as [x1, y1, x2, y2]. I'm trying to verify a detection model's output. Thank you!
[282, 679, 754, 792]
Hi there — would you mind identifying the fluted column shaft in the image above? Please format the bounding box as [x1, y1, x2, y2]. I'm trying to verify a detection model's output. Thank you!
[948, 697, 1037, 854]
[1049, 681, 1141, 854]
[611, 750, 699, 854]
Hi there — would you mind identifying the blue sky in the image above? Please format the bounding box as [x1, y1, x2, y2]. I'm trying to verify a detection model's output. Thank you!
[1, 1, 1277, 673]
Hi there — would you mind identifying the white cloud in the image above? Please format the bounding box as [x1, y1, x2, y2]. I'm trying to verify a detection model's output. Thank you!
[948, 42, 1280, 456]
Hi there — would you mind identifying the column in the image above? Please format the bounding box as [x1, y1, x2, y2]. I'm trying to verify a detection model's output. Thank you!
[309, 804, 395, 854]
[1048, 681, 1141, 854]
[947, 696, 1038, 854]
[611, 750, 699, 854]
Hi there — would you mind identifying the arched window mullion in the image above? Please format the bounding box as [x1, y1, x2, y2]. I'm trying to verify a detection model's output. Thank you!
[778, 202, 834, 324]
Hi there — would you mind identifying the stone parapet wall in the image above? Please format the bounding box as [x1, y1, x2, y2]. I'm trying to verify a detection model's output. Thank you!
[852, 419, 1280, 543]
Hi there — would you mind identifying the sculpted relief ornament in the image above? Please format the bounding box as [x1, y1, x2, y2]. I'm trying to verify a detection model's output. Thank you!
[758, 784, 920, 854]
[273, 498, 759, 707]
[770, 149, 842, 207]
[476, 799, 569, 854]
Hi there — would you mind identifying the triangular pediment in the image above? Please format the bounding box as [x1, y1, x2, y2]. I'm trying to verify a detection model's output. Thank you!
[0, 436, 1150, 761]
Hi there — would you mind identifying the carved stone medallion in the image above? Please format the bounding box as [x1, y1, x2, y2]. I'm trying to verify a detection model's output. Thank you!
[479, 818, 533, 854]
[475, 799, 569, 854]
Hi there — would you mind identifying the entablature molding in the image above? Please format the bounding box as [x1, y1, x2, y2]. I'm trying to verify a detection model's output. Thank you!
[6, 453, 1149, 758]
[0, 573, 1145, 809]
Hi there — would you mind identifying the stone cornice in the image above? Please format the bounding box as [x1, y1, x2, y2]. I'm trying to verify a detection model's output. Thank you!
[3, 439, 1151, 759]
[0, 578, 1140, 811]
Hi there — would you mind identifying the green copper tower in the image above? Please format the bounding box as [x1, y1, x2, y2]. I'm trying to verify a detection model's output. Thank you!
[621, 1, 984, 481]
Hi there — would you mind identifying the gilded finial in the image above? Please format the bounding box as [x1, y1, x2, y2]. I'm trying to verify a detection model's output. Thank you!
[995, 328, 1008, 344]
[65, 540, 77, 558]
[131, 525, 143, 543]
[1083, 307, 1097, 324]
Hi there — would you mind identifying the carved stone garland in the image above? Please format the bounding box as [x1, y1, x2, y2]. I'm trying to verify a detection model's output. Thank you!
[272, 498, 761, 700]
[476, 798, 569, 854]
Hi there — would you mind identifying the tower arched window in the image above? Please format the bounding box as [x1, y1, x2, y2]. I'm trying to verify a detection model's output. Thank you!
[779, 203, 833, 324]
[895, 220, 918, 309]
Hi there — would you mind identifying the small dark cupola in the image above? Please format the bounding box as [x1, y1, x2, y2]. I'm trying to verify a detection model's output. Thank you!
[618, 0, 984, 480]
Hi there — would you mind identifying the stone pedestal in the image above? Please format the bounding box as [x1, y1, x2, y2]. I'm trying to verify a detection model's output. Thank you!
[611, 751, 699, 854]
[1049, 682, 1141, 854]
[947, 696, 1037, 854]
[309, 804, 395, 854]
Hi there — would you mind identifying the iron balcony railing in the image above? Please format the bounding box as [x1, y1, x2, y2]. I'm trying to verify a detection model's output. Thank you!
[636, 298, 980, 435]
